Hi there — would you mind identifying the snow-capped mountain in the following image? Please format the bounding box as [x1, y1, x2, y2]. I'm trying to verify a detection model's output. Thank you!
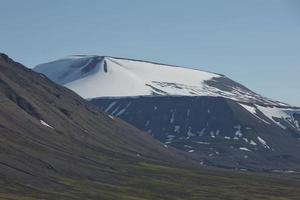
[35, 55, 300, 171]
[35, 55, 287, 106]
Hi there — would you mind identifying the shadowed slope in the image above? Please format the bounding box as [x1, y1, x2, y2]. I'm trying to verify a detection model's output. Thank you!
[0, 53, 188, 186]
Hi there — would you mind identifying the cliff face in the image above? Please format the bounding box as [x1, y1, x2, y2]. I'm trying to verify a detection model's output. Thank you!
[91, 95, 300, 171]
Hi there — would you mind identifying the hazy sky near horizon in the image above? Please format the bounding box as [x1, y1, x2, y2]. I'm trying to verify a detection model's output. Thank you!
[0, 0, 299, 105]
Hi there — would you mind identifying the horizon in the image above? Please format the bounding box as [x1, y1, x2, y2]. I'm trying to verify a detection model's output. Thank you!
[0, 0, 299, 106]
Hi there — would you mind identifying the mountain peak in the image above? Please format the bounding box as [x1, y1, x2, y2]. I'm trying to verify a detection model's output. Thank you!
[0, 53, 13, 63]
[35, 55, 287, 106]
[35, 55, 221, 98]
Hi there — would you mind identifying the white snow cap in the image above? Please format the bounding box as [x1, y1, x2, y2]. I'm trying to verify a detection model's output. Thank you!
[33, 55, 293, 106]
[35, 55, 220, 98]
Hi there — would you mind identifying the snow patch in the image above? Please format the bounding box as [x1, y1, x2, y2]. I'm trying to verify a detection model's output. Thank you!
[187, 127, 195, 137]
[170, 109, 176, 123]
[174, 125, 180, 133]
[256, 105, 300, 129]
[104, 101, 117, 112]
[243, 138, 249, 143]
[145, 120, 150, 126]
[239, 103, 271, 124]
[210, 131, 216, 138]
[186, 109, 191, 117]
[234, 125, 243, 137]
[115, 102, 131, 117]
[198, 128, 206, 136]
[40, 120, 53, 129]
[257, 136, 270, 149]
[249, 140, 257, 146]
[239, 147, 251, 151]
[193, 141, 210, 145]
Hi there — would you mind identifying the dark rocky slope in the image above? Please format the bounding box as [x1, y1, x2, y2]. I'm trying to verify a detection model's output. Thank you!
[0, 53, 186, 197]
[91, 95, 300, 171]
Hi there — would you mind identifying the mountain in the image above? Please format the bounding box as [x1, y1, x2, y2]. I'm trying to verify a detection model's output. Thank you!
[35, 55, 300, 171]
[34, 55, 288, 106]
[0, 53, 187, 199]
[2, 54, 300, 199]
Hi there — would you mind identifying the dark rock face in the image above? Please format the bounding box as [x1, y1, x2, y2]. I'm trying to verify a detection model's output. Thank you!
[0, 53, 187, 189]
[92, 96, 237, 141]
[90, 96, 300, 171]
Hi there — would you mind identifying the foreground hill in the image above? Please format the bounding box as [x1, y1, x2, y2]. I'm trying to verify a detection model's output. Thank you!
[1, 53, 300, 199]
[35, 55, 300, 171]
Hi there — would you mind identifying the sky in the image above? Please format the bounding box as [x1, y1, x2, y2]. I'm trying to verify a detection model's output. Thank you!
[0, 0, 299, 106]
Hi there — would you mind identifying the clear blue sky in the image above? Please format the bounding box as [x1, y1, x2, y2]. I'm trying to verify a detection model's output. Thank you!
[0, 0, 299, 106]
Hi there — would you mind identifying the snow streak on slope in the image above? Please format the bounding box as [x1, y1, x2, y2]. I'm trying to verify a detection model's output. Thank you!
[239, 103, 300, 130]
[34, 55, 289, 106]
